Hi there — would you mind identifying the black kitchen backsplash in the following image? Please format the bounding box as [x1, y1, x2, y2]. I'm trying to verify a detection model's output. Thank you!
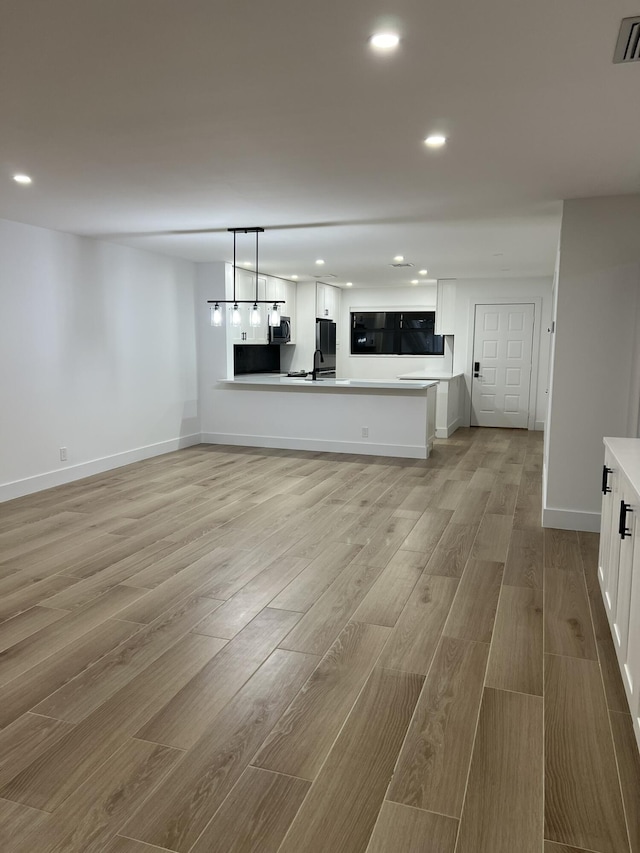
[234, 345, 281, 375]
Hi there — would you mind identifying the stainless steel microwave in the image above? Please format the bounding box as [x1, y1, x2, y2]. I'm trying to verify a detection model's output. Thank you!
[268, 316, 291, 344]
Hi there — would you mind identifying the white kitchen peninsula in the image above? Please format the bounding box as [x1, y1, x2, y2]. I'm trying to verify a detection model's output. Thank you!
[397, 371, 465, 438]
[207, 375, 438, 458]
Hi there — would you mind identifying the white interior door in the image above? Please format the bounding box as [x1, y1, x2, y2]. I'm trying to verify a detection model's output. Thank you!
[471, 303, 535, 428]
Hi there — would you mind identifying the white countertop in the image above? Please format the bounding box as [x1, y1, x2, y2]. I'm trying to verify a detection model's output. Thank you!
[397, 370, 464, 380]
[221, 373, 438, 391]
[604, 437, 640, 499]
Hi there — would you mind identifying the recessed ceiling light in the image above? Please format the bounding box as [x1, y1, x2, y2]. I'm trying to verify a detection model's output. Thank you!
[13, 174, 32, 184]
[394, 255, 404, 262]
[345, 282, 353, 287]
[424, 135, 447, 148]
[370, 32, 400, 50]
[315, 259, 325, 265]
[419, 269, 428, 275]
[291, 274, 298, 280]
[242, 261, 251, 266]
[411, 279, 419, 285]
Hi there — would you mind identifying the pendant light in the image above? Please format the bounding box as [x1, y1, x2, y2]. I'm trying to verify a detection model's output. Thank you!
[268, 303, 281, 327]
[207, 227, 285, 325]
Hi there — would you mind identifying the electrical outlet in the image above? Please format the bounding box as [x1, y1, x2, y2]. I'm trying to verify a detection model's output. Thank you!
[361, 427, 369, 438]
[59, 447, 68, 462]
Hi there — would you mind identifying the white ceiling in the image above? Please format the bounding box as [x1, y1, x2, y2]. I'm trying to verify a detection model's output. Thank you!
[1, 0, 639, 286]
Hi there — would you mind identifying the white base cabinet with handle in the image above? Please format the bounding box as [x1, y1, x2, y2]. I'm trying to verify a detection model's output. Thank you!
[599, 437, 640, 752]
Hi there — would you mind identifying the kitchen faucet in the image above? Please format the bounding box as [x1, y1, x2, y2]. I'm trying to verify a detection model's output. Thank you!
[311, 348, 324, 381]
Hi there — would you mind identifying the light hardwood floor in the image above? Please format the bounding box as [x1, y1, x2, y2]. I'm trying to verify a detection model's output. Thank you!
[0, 428, 638, 852]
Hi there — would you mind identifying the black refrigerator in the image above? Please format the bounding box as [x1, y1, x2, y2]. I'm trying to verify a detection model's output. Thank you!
[315, 319, 336, 376]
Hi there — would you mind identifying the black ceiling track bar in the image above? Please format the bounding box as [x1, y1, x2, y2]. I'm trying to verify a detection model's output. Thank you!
[207, 300, 285, 304]
[227, 227, 265, 234]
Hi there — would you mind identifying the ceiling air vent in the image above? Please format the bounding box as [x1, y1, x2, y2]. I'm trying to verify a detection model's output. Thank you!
[614, 16, 640, 63]
[390, 262, 414, 268]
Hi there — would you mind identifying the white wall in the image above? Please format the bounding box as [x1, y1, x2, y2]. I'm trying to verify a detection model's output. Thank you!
[337, 285, 453, 380]
[544, 195, 640, 531]
[0, 218, 198, 500]
[339, 279, 552, 428]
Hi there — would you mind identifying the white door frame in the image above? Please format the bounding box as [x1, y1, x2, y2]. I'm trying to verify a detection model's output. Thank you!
[466, 296, 542, 431]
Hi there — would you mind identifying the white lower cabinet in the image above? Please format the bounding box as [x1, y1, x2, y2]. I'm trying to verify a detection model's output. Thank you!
[599, 439, 640, 752]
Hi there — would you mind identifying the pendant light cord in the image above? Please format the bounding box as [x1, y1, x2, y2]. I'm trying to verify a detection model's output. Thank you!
[255, 230, 259, 303]
[233, 230, 237, 302]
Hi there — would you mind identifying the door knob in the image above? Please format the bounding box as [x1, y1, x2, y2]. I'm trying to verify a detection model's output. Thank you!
[473, 361, 481, 378]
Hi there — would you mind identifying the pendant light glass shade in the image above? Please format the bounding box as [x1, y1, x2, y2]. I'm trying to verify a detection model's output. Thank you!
[249, 303, 261, 327]
[210, 303, 222, 327]
[231, 303, 242, 326]
[268, 303, 281, 327]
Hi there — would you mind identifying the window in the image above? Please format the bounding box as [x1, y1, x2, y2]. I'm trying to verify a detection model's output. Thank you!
[351, 311, 444, 355]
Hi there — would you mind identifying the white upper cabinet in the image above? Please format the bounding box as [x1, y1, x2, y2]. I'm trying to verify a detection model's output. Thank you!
[435, 279, 456, 336]
[316, 282, 340, 320]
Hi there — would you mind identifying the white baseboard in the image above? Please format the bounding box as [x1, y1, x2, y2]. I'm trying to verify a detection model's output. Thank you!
[542, 505, 601, 532]
[436, 417, 462, 439]
[0, 433, 202, 503]
[534, 420, 545, 431]
[201, 432, 428, 459]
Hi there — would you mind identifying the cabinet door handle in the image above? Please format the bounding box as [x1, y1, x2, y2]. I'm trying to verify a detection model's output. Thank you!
[619, 500, 633, 539]
[602, 465, 613, 495]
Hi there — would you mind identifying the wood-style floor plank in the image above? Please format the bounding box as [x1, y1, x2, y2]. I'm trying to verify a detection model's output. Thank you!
[366, 801, 458, 853]
[137, 607, 301, 749]
[387, 636, 489, 817]
[189, 766, 310, 853]
[13, 737, 181, 853]
[102, 837, 160, 852]
[443, 559, 503, 644]
[470, 513, 512, 562]
[0, 713, 74, 789]
[0, 605, 69, 652]
[0, 585, 146, 686]
[121, 649, 317, 853]
[264, 541, 361, 612]
[0, 799, 47, 850]
[503, 527, 543, 588]
[423, 521, 478, 578]
[486, 585, 543, 695]
[609, 711, 640, 853]
[544, 528, 582, 572]
[254, 620, 390, 779]
[378, 574, 459, 674]
[32, 592, 223, 723]
[277, 667, 424, 853]
[544, 654, 629, 853]
[0, 632, 227, 812]
[352, 549, 425, 626]
[0, 575, 78, 622]
[455, 687, 543, 853]
[544, 568, 597, 660]
[192, 553, 309, 639]
[279, 561, 383, 656]
[399, 509, 453, 556]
